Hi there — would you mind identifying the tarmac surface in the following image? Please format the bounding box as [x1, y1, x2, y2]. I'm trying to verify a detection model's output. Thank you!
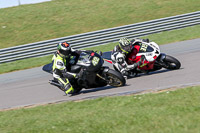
[0, 38, 200, 110]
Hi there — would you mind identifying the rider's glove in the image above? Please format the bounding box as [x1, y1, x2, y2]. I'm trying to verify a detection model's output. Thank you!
[126, 63, 139, 70]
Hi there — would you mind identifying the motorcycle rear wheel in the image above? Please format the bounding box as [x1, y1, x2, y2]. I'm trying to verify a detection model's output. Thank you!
[105, 69, 126, 87]
[163, 55, 181, 70]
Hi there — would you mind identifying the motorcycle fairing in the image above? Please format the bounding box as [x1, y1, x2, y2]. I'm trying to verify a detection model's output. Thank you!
[136, 42, 160, 62]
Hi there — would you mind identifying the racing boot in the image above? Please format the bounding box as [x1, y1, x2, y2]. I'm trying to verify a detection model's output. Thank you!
[64, 83, 74, 95]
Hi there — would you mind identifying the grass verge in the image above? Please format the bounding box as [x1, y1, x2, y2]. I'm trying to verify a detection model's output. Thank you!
[0, 86, 200, 133]
[0, 0, 200, 48]
[0, 25, 200, 74]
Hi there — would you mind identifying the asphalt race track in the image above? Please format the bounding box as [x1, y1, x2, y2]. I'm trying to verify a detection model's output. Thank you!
[0, 38, 200, 110]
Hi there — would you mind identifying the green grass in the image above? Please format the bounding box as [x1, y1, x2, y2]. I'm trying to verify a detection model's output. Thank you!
[0, 55, 52, 74]
[84, 25, 200, 52]
[0, 0, 200, 49]
[0, 86, 200, 133]
[0, 25, 199, 74]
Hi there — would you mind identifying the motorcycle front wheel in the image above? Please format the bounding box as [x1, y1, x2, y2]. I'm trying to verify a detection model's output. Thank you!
[163, 55, 181, 70]
[105, 69, 126, 87]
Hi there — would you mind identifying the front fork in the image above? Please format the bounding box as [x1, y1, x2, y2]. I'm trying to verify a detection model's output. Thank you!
[159, 53, 166, 62]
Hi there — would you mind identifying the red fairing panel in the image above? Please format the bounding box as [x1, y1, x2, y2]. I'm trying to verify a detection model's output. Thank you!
[126, 45, 155, 70]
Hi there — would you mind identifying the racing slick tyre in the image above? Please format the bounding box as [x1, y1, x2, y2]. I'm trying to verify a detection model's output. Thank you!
[105, 69, 126, 87]
[163, 55, 181, 70]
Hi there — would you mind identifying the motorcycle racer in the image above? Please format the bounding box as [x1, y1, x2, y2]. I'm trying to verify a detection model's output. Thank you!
[103, 37, 181, 78]
[111, 38, 143, 77]
[126, 38, 151, 74]
[52, 41, 82, 95]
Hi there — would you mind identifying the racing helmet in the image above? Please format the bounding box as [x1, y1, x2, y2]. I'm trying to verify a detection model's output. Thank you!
[57, 41, 71, 57]
[119, 37, 132, 53]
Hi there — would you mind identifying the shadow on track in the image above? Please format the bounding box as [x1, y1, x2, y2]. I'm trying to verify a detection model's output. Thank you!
[70, 68, 183, 96]
[130, 68, 183, 79]
[80, 86, 117, 94]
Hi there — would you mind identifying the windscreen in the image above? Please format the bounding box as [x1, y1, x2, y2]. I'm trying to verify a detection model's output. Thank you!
[77, 52, 90, 64]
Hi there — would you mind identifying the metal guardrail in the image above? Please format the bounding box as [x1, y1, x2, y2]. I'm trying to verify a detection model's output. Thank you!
[0, 11, 199, 63]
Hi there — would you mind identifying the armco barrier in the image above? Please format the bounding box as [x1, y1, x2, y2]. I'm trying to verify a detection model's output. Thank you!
[0, 11, 199, 63]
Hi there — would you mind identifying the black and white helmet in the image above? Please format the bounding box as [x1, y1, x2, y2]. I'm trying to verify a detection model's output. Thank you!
[119, 38, 132, 53]
[57, 41, 71, 57]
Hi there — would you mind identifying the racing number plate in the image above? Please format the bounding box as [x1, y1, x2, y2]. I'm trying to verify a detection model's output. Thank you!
[140, 43, 148, 52]
[92, 57, 100, 66]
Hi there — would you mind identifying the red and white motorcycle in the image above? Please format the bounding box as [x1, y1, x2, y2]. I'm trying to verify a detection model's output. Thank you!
[102, 41, 181, 78]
